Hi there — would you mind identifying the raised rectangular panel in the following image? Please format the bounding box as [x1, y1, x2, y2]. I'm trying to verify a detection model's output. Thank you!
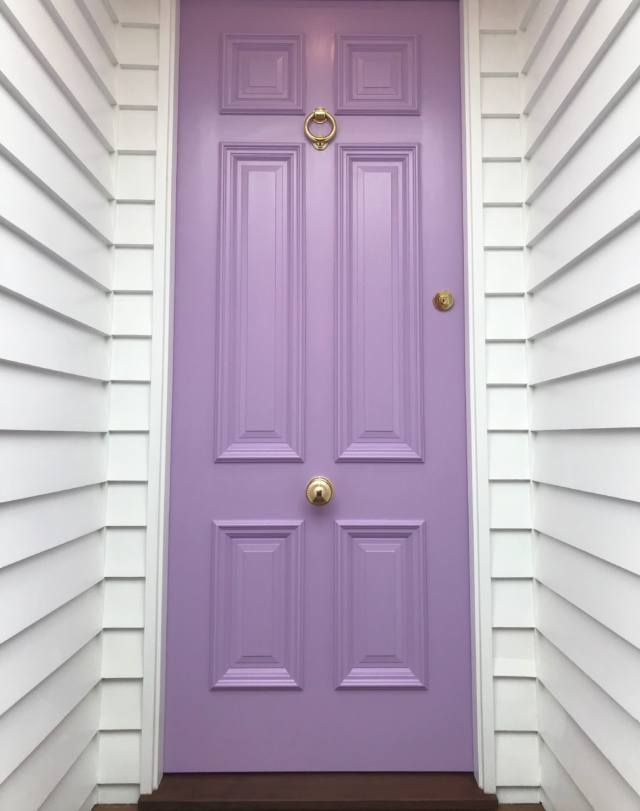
[335, 521, 426, 689]
[337, 145, 423, 460]
[221, 35, 303, 114]
[336, 36, 419, 115]
[215, 145, 304, 461]
[211, 522, 303, 689]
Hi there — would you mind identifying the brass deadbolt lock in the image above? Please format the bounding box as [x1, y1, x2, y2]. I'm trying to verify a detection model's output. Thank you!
[306, 476, 333, 506]
[433, 290, 454, 311]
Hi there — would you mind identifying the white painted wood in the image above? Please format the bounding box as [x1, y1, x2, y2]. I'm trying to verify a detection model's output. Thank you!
[538, 685, 640, 811]
[528, 220, 640, 335]
[482, 161, 523, 202]
[483, 207, 524, 246]
[105, 528, 146, 576]
[520, 0, 566, 72]
[493, 628, 536, 676]
[486, 343, 527, 383]
[0, 483, 105, 568]
[108, 432, 150, 480]
[533, 429, 640, 503]
[100, 679, 143, 729]
[0, 13, 113, 194]
[102, 629, 144, 678]
[479, 0, 520, 31]
[0, 689, 100, 811]
[535, 532, 640, 647]
[41, 0, 118, 103]
[110, 383, 151, 430]
[531, 360, 640, 431]
[111, 337, 152, 380]
[495, 732, 540, 785]
[104, 578, 145, 627]
[117, 109, 158, 153]
[98, 730, 142, 783]
[538, 635, 640, 794]
[0, 364, 108, 433]
[0, 228, 112, 334]
[485, 296, 526, 340]
[530, 289, 640, 384]
[494, 677, 538, 730]
[481, 76, 521, 114]
[525, 0, 637, 150]
[113, 247, 154, 291]
[534, 482, 640, 574]
[489, 481, 532, 527]
[98, 784, 141, 803]
[0, 531, 105, 643]
[480, 33, 520, 74]
[77, 0, 118, 64]
[481, 118, 522, 158]
[492, 579, 535, 627]
[0, 637, 101, 783]
[118, 66, 159, 108]
[539, 742, 595, 811]
[0, 585, 102, 715]
[112, 293, 153, 335]
[488, 432, 530, 479]
[0, 84, 114, 241]
[106, 482, 148, 525]
[536, 583, 640, 720]
[116, 154, 156, 200]
[0, 0, 115, 148]
[118, 25, 159, 66]
[484, 249, 525, 293]
[499, 787, 542, 803]
[487, 387, 529, 429]
[491, 531, 533, 577]
[115, 202, 155, 245]
[38, 737, 99, 811]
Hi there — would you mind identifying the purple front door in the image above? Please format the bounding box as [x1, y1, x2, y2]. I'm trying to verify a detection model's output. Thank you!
[165, 0, 473, 772]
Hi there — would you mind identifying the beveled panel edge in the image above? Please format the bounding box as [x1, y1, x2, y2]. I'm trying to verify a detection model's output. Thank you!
[220, 34, 305, 115]
[335, 35, 420, 116]
[335, 144, 425, 462]
[334, 520, 427, 690]
[210, 520, 304, 689]
[215, 143, 305, 462]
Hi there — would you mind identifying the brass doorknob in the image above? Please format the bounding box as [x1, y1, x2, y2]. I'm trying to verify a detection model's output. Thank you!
[433, 290, 454, 311]
[306, 476, 333, 506]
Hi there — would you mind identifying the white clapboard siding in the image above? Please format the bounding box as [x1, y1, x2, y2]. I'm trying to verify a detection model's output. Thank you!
[77, 0, 118, 64]
[524, 0, 640, 804]
[0, 0, 116, 807]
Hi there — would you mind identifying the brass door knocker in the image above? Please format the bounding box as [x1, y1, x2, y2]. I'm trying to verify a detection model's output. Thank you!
[304, 108, 337, 150]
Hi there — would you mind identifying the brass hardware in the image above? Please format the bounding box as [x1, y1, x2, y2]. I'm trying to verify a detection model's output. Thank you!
[304, 108, 337, 151]
[433, 290, 454, 311]
[306, 476, 334, 506]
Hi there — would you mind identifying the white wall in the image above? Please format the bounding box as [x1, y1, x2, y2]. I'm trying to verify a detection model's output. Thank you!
[0, 1, 174, 808]
[522, 0, 640, 806]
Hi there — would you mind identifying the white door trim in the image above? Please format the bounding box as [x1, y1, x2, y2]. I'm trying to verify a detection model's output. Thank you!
[141, 0, 496, 794]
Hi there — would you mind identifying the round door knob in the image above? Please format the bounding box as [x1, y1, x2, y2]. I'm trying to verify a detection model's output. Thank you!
[433, 289, 454, 311]
[306, 476, 333, 506]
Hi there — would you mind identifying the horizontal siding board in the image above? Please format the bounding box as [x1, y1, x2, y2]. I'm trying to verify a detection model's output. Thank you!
[528, 220, 640, 336]
[113, 248, 154, 290]
[488, 432, 530, 479]
[118, 66, 158, 108]
[539, 742, 595, 811]
[105, 528, 146, 577]
[113, 0, 160, 26]
[486, 342, 527, 384]
[0, 363, 108, 433]
[0, 291, 110, 380]
[530, 288, 640, 384]
[484, 249, 525, 294]
[108, 432, 150, 481]
[521, 0, 567, 72]
[103, 578, 145, 628]
[111, 337, 151, 380]
[494, 677, 538, 730]
[495, 732, 540, 786]
[0, 432, 107, 503]
[106, 482, 148, 526]
[491, 530, 534, 578]
[102, 629, 143, 678]
[492, 578, 535, 627]
[536, 584, 640, 720]
[100, 679, 143, 729]
[117, 109, 157, 154]
[0, 688, 100, 811]
[76, 0, 118, 64]
[42, 0, 117, 103]
[493, 628, 536, 677]
[534, 482, 640, 574]
[1, 0, 115, 148]
[0, 14, 113, 194]
[0, 530, 105, 644]
[118, 25, 159, 67]
[112, 293, 153, 335]
[531, 359, 640, 431]
[38, 737, 98, 811]
[535, 532, 640, 646]
[109, 383, 151, 430]
[114, 201, 155, 245]
[0, 585, 102, 715]
[532, 429, 640, 502]
[116, 154, 156, 201]
[538, 685, 640, 811]
[0, 637, 101, 784]
[489, 481, 532, 527]
[98, 730, 141, 783]
[0, 157, 112, 287]
[0, 227, 112, 334]
[0, 483, 105, 568]
[0, 84, 114, 241]
[538, 635, 640, 794]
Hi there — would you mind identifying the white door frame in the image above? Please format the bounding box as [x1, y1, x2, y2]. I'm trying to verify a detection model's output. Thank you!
[139, 0, 495, 795]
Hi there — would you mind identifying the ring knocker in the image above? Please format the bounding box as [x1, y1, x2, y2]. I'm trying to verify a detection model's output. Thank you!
[304, 108, 337, 151]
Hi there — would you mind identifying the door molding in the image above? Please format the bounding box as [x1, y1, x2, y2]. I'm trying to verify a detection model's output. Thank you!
[141, 0, 496, 795]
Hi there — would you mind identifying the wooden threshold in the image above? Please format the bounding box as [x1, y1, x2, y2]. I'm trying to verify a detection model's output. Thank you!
[137, 773, 500, 810]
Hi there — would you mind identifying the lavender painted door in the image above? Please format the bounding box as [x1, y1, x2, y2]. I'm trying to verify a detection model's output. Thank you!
[166, 0, 472, 772]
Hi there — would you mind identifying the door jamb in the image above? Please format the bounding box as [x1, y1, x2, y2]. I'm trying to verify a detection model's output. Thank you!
[140, 0, 496, 794]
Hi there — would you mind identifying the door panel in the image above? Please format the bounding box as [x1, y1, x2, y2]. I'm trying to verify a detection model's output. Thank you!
[167, 0, 472, 773]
